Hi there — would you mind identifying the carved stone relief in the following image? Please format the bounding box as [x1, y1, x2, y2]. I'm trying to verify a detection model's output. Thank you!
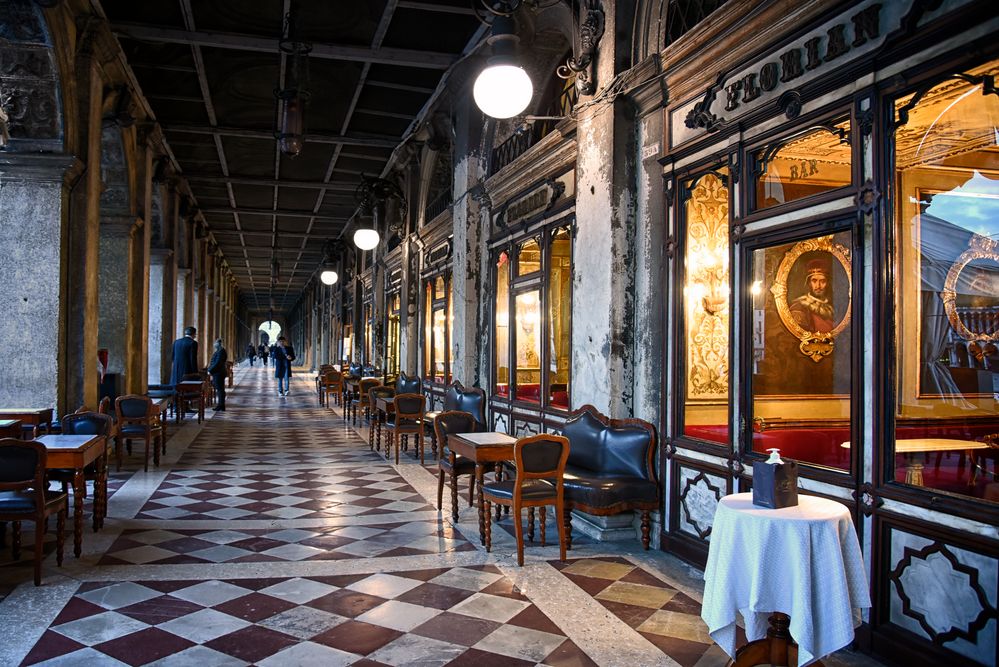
[677, 466, 724, 541]
[493, 412, 509, 433]
[514, 420, 541, 438]
[889, 528, 998, 665]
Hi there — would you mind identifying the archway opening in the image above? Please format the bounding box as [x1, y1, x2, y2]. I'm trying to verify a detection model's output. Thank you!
[258, 320, 282, 346]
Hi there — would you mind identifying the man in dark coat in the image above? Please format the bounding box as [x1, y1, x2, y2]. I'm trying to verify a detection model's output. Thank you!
[170, 326, 199, 385]
[258, 343, 268, 367]
[246, 343, 256, 366]
[208, 338, 228, 411]
[272, 336, 295, 396]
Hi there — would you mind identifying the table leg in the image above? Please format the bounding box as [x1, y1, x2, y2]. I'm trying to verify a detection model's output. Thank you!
[73, 468, 84, 557]
[376, 412, 382, 452]
[476, 464, 486, 546]
[94, 451, 107, 532]
[732, 612, 823, 667]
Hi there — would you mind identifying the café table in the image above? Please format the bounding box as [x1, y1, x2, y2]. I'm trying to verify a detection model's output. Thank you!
[447, 431, 517, 545]
[150, 395, 172, 455]
[0, 408, 54, 438]
[343, 376, 379, 420]
[0, 419, 22, 438]
[841, 438, 988, 485]
[36, 433, 107, 558]
[176, 380, 206, 423]
[702, 493, 870, 667]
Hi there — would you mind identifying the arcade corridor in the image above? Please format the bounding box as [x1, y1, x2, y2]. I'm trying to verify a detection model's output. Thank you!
[0, 365, 765, 667]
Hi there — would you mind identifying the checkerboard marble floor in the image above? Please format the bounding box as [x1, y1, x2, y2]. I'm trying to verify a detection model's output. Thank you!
[0, 366, 882, 666]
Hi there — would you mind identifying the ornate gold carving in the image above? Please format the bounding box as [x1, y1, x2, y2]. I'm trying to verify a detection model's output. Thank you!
[685, 173, 729, 397]
[942, 233, 999, 342]
[771, 235, 852, 362]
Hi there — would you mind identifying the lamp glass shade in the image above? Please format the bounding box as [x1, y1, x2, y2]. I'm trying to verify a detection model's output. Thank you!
[473, 64, 533, 119]
[320, 269, 338, 285]
[278, 94, 304, 157]
[353, 227, 380, 250]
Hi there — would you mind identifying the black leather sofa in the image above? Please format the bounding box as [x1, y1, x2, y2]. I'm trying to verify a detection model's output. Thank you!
[559, 404, 659, 550]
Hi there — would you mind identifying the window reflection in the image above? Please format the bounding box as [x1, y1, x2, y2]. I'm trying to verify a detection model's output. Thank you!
[518, 238, 541, 276]
[754, 118, 851, 210]
[549, 229, 571, 408]
[387, 293, 400, 376]
[682, 170, 730, 445]
[893, 60, 999, 501]
[424, 275, 451, 384]
[514, 291, 542, 403]
[749, 230, 853, 471]
[496, 252, 510, 396]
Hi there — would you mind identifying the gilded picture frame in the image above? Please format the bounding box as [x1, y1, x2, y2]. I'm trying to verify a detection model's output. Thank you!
[770, 235, 852, 362]
[941, 232, 999, 343]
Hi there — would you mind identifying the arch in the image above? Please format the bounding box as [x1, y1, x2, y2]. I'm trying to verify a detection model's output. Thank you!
[258, 320, 283, 346]
[0, 0, 65, 152]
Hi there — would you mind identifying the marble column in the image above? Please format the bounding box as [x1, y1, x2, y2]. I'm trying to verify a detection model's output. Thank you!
[175, 268, 191, 340]
[147, 249, 174, 383]
[0, 153, 80, 412]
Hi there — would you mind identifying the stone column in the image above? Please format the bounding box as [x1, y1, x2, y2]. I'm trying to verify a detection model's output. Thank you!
[124, 139, 153, 395]
[98, 215, 140, 377]
[147, 249, 173, 383]
[450, 98, 488, 387]
[175, 268, 191, 340]
[400, 240, 419, 376]
[570, 3, 637, 418]
[0, 154, 80, 412]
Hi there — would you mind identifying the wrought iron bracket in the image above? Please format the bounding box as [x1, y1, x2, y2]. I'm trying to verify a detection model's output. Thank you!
[557, 0, 605, 96]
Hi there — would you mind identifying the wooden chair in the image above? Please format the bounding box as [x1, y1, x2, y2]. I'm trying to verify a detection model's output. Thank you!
[481, 434, 570, 566]
[316, 365, 334, 406]
[972, 433, 999, 485]
[385, 393, 426, 464]
[324, 369, 344, 408]
[178, 374, 206, 424]
[115, 395, 162, 472]
[434, 411, 479, 521]
[350, 378, 380, 426]
[368, 385, 396, 452]
[226, 360, 235, 387]
[0, 439, 68, 585]
[48, 412, 113, 531]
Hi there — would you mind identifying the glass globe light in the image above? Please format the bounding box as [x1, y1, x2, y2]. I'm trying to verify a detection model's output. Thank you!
[320, 269, 338, 285]
[353, 228, 380, 250]
[473, 64, 533, 119]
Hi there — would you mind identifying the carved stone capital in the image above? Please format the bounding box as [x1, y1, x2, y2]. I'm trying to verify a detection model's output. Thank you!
[100, 214, 141, 238]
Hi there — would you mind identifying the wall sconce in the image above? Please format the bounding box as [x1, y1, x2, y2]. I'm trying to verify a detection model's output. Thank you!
[319, 239, 340, 285]
[472, 0, 533, 119]
[685, 248, 729, 317]
[274, 4, 312, 158]
[353, 175, 406, 251]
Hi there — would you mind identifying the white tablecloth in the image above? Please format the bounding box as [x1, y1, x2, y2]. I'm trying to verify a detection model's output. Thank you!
[701, 493, 871, 666]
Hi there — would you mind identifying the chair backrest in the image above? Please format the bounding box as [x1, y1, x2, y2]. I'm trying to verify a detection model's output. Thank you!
[514, 435, 570, 485]
[443, 381, 487, 431]
[348, 363, 363, 378]
[61, 412, 113, 437]
[358, 378, 381, 402]
[0, 438, 44, 491]
[561, 404, 658, 482]
[116, 395, 152, 423]
[396, 372, 422, 394]
[369, 385, 396, 405]
[362, 364, 377, 377]
[394, 393, 426, 420]
[433, 411, 477, 454]
[98, 396, 111, 415]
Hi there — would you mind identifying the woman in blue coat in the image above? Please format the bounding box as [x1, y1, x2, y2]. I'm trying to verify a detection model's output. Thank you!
[272, 336, 296, 396]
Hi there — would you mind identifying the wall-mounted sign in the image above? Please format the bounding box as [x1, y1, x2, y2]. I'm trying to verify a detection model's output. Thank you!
[670, 0, 937, 147]
[495, 171, 574, 230]
[425, 238, 452, 267]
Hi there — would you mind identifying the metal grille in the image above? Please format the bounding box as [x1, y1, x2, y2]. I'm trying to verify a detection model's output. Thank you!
[489, 74, 578, 176]
[665, 0, 727, 45]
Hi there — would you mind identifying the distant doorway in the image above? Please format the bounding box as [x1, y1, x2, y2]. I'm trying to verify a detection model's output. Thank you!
[259, 321, 281, 346]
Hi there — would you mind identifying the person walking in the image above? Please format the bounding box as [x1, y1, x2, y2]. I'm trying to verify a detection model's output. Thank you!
[272, 336, 295, 397]
[170, 326, 199, 386]
[208, 338, 228, 411]
[258, 343, 268, 367]
[246, 343, 256, 366]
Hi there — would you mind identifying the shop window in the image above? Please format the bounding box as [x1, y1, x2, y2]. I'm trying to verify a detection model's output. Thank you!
[494, 225, 573, 407]
[681, 170, 731, 445]
[343, 320, 353, 363]
[753, 118, 852, 211]
[363, 302, 373, 364]
[548, 228, 571, 408]
[749, 229, 854, 471]
[517, 238, 542, 276]
[424, 274, 451, 384]
[891, 60, 999, 501]
[387, 292, 400, 376]
[496, 252, 511, 394]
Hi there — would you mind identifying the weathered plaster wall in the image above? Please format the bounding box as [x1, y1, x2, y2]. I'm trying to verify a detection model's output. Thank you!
[97, 219, 132, 375]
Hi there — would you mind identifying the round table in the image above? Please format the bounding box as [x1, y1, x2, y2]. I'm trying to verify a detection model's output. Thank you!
[701, 493, 871, 666]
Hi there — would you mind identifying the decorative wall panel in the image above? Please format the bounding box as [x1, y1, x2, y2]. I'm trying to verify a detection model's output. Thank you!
[677, 464, 725, 541]
[888, 527, 998, 666]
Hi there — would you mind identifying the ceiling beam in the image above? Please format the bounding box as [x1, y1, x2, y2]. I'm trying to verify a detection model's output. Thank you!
[163, 123, 399, 149]
[112, 23, 458, 69]
[185, 175, 356, 192]
[397, 1, 476, 14]
[366, 80, 436, 94]
[202, 206, 347, 220]
[211, 230, 328, 239]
